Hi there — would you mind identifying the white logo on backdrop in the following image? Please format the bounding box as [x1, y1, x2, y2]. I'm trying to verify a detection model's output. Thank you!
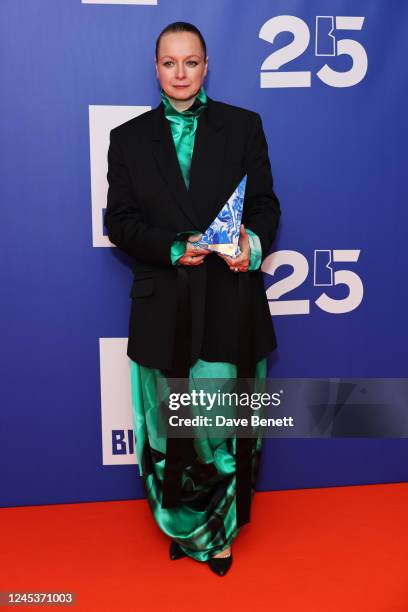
[82, 0, 157, 5]
[259, 15, 368, 88]
[88, 105, 150, 247]
[99, 338, 138, 466]
[262, 249, 363, 315]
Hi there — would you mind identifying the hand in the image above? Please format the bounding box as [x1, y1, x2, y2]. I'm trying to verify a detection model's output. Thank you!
[178, 233, 210, 266]
[217, 224, 250, 272]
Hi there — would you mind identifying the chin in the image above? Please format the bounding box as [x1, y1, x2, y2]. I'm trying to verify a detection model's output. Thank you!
[170, 88, 193, 98]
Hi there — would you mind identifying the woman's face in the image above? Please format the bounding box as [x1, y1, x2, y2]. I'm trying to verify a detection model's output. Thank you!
[155, 31, 208, 103]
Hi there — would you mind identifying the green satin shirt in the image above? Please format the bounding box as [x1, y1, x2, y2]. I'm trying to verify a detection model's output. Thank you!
[160, 86, 262, 271]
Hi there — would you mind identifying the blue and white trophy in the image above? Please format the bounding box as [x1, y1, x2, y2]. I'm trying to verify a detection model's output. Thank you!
[193, 174, 247, 257]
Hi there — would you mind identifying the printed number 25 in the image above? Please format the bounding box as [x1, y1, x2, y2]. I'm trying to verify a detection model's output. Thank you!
[260, 15, 368, 88]
[262, 249, 363, 315]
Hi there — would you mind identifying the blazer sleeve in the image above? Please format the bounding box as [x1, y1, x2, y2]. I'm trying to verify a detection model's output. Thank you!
[242, 112, 281, 259]
[104, 128, 178, 267]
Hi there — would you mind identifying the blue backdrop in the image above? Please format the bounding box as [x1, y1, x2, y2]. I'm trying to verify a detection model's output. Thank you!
[1, 0, 407, 507]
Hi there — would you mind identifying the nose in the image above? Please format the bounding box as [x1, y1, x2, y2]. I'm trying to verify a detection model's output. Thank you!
[175, 62, 186, 79]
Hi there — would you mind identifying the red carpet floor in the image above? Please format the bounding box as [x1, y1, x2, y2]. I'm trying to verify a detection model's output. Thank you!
[1, 483, 407, 611]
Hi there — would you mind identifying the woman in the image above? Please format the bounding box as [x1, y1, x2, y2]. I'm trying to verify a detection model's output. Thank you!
[104, 21, 281, 576]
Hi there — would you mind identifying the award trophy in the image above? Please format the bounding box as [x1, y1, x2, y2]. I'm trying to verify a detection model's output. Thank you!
[192, 174, 247, 257]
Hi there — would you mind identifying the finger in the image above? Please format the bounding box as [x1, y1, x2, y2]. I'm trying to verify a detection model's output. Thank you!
[182, 256, 205, 265]
[186, 245, 209, 255]
[187, 233, 203, 243]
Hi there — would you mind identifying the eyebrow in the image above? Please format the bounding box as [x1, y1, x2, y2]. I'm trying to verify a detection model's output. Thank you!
[160, 54, 201, 60]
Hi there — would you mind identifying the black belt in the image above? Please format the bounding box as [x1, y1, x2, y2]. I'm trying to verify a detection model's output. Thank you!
[161, 266, 256, 528]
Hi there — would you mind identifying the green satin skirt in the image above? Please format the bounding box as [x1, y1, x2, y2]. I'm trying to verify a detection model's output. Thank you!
[130, 356, 267, 562]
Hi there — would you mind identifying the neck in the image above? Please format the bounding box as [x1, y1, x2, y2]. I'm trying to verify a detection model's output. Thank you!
[169, 97, 195, 112]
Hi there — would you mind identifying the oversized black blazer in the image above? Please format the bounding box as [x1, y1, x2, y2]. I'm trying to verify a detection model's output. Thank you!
[104, 94, 281, 372]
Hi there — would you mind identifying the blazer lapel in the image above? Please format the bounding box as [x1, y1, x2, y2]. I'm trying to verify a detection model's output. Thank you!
[151, 95, 226, 231]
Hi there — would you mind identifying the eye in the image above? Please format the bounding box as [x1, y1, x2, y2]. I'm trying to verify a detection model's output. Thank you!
[186, 60, 198, 67]
[163, 61, 174, 67]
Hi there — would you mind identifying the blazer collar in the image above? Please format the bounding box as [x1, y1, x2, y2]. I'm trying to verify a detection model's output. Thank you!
[151, 95, 226, 230]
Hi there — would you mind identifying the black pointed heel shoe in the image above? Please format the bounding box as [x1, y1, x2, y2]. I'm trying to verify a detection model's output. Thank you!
[207, 552, 233, 576]
[169, 540, 187, 560]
